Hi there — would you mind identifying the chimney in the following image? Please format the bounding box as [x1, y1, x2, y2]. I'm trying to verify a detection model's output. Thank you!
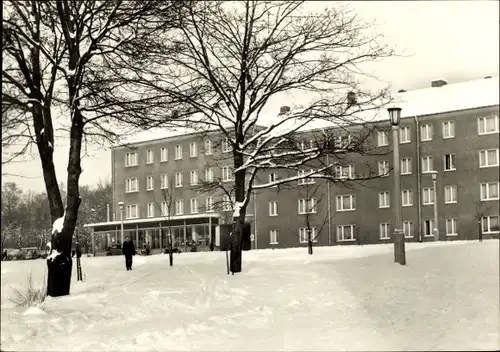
[398, 89, 407, 93]
[431, 79, 448, 88]
[279, 106, 291, 115]
[485, 76, 492, 79]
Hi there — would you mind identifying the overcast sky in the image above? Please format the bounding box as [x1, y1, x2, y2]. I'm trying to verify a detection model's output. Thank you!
[3, 0, 499, 193]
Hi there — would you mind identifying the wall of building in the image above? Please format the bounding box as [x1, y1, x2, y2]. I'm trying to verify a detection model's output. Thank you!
[110, 105, 499, 250]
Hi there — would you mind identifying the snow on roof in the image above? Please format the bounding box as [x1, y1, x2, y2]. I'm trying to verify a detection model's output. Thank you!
[114, 76, 499, 146]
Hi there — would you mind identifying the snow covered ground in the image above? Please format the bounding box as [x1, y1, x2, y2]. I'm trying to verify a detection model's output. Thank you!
[1, 240, 499, 351]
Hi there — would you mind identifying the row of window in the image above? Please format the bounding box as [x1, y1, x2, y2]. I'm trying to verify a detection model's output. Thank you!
[124, 139, 233, 167]
[376, 115, 499, 147]
[124, 180, 499, 217]
[267, 215, 500, 245]
[251, 149, 499, 188]
[124, 147, 499, 193]
[266, 182, 498, 215]
[125, 167, 234, 192]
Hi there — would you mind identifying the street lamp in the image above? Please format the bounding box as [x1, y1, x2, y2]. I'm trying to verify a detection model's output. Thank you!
[388, 106, 406, 265]
[430, 171, 439, 241]
[118, 201, 124, 244]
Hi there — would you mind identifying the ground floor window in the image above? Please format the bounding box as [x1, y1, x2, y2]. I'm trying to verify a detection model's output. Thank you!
[423, 219, 434, 237]
[380, 223, 390, 239]
[269, 229, 278, 245]
[482, 216, 499, 234]
[403, 221, 413, 238]
[337, 225, 355, 242]
[299, 227, 317, 243]
[445, 218, 458, 236]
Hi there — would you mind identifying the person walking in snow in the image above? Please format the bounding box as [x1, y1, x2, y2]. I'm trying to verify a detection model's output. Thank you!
[122, 236, 136, 270]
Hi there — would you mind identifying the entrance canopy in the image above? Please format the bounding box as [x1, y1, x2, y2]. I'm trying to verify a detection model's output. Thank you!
[83, 213, 220, 232]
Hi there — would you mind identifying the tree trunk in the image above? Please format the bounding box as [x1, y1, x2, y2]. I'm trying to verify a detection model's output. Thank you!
[169, 235, 173, 266]
[230, 216, 243, 273]
[308, 240, 313, 255]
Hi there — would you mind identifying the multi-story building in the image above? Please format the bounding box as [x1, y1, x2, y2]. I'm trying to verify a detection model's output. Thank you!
[87, 76, 499, 253]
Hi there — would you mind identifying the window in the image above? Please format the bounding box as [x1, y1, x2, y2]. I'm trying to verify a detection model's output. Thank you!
[444, 154, 456, 171]
[298, 169, 315, 184]
[125, 152, 138, 167]
[380, 223, 390, 240]
[377, 131, 388, 146]
[478, 115, 499, 135]
[298, 198, 317, 214]
[422, 156, 433, 173]
[401, 158, 412, 175]
[337, 225, 355, 242]
[400, 126, 411, 144]
[423, 219, 435, 237]
[190, 198, 198, 214]
[147, 203, 155, 218]
[175, 172, 183, 187]
[174, 145, 182, 160]
[160, 174, 169, 189]
[204, 139, 213, 155]
[403, 221, 413, 238]
[336, 195, 355, 211]
[479, 149, 499, 168]
[420, 124, 433, 141]
[189, 142, 197, 157]
[422, 188, 434, 205]
[378, 160, 389, 177]
[126, 204, 139, 219]
[125, 178, 139, 193]
[335, 135, 351, 148]
[269, 201, 278, 216]
[146, 149, 154, 164]
[269, 173, 277, 185]
[206, 197, 214, 212]
[480, 182, 499, 201]
[482, 216, 499, 234]
[446, 218, 458, 236]
[146, 176, 154, 191]
[299, 228, 317, 243]
[175, 200, 184, 215]
[222, 138, 231, 153]
[161, 201, 169, 216]
[444, 185, 457, 204]
[222, 166, 233, 182]
[222, 195, 233, 211]
[190, 170, 198, 185]
[379, 191, 390, 208]
[160, 147, 168, 162]
[335, 165, 354, 179]
[270, 230, 279, 245]
[402, 189, 413, 207]
[442, 121, 455, 139]
[205, 168, 214, 182]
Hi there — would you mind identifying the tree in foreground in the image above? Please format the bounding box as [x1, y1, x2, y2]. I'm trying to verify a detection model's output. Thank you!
[2, 0, 186, 296]
[118, 1, 395, 272]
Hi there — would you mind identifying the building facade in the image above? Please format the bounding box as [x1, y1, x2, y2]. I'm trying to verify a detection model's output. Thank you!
[87, 77, 499, 253]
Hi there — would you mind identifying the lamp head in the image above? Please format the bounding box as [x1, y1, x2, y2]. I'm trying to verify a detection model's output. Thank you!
[118, 201, 124, 210]
[387, 106, 402, 126]
[430, 171, 438, 181]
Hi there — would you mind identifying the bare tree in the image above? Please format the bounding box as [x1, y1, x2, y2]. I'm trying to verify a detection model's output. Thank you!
[475, 201, 492, 242]
[115, 1, 395, 273]
[285, 181, 330, 255]
[153, 178, 177, 266]
[2, 0, 187, 296]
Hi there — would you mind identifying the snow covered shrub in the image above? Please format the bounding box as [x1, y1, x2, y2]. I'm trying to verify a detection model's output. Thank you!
[10, 273, 47, 308]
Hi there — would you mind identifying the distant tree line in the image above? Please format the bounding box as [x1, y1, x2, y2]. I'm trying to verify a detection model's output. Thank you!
[1, 181, 111, 252]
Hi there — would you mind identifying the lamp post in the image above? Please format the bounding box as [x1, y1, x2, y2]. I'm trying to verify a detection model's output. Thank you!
[430, 171, 439, 241]
[388, 106, 406, 265]
[118, 201, 124, 245]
